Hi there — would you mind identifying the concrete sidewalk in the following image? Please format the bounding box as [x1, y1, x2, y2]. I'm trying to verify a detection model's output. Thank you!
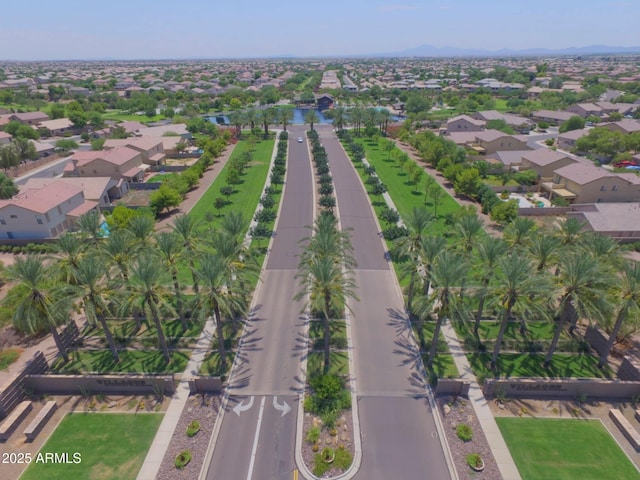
[440, 319, 522, 480]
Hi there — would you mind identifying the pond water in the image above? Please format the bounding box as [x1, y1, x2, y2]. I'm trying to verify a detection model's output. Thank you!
[206, 108, 404, 126]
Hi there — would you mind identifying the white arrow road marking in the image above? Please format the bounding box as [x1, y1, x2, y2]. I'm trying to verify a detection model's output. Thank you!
[232, 396, 255, 416]
[272, 396, 292, 417]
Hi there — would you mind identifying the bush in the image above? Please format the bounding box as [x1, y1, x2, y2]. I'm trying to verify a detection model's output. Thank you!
[456, 423, 473, 442]
[174, 450, 192, 469]
[306, 426, 320, 444]
[466, 453, 483, 469]
[186, 420, 200, 437]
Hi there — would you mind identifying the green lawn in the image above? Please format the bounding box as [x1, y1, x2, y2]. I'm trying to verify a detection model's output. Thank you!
[423, 354, 459, 379]
[21, 413, 163, 480]
[308, 320, 347, 350]
[199, 351, 235, 377]
[146, 173, 177, 183]
[52, 349, 190, 374]
[467, 352, 612, 381]
[0, 348, 20, 370]
[307, 351, 349, 377]
[497, 418, 640, 480]
[475, 320, 557, 341]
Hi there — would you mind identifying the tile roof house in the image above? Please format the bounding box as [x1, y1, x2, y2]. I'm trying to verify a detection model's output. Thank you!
[65, 147, 146, 182]
[103, 137, 165, 165]
[0, 131, 12, 145]
[542, 163, 640, 204]
[520, 149, 577, 179]
[0, 181, 98, 240]
[36, 118, 75, 136]
[446, 115, 485, 134]
[602, 119, 640, 135]
[532, 110, 575, 124]
[136, 123, 191, 140]
[9, 111, 50, 125]
[567, 203, 640, 242]
[557, 129, 590, 151]
[21, 177, 127, 206]
[474, 130, 529, 155]
[566, 103, 603, 118]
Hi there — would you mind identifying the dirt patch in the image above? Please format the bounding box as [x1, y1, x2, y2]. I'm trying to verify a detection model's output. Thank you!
[115, 189, 152, 207]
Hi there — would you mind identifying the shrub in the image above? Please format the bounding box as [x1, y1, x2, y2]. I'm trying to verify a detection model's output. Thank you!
[306, 426, 320, 444]
[334, 445, 352, 470]
[186, 420, 200, 437]
[174, 450, 192, 469]
[456, 423, 473, 442]
[466, 453, 483, 469]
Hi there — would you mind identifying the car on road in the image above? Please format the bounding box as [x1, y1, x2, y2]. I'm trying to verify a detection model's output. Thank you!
[297, 137, 303, 143]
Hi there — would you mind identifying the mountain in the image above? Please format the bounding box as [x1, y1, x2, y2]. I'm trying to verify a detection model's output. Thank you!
[384, 44, 640, 58]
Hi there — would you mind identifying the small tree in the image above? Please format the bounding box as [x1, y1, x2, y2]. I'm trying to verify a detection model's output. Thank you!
[490, 199, 519, 225]
[220, 185, 234, 199]
[213, 197, 226, 216]
[149, 185, 182, 216]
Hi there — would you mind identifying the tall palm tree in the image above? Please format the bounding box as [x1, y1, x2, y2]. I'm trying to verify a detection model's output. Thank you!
[348, 107, 365, 136]
[259, 107, 276, 139]
[414, 251, 469, 367]
[154, 231, 187, 330]
[490, 254, 552, 369]
[100, 229, 135, 283]
[377, 108, 391, 136]
[76, 210, 103, 249]
[295, 255, 357, 374]
[67, 256, 120, 362]
[304, 110, 319, 132]
[598, 261, 640, 368]
[455, 212, 484, 254]
[554, 217, 585, 248]
[419, 235, 448, 299]
[473, 237, 506, 336]
[195, 253, 246, 371]
[127, 214, 155, 251]
[228, 110, 243, 139]
[123, 255, 175, 363]
[51, 233, 85, 284]
[332, 106, 347, 131]
[392, 207, 432, 313]
[7, 256, 70, 362]
[527, 234, 561, 272]
[172, 214, 203, 294]
[245, 108, 258, 131]
[218, 211, 246, 244]
[278, 107, 294, 132]
[544, 254, 611, 367]
[300, 214, 356, 268]
[503, 217, 536, 251]
[580, 233, 622, 270]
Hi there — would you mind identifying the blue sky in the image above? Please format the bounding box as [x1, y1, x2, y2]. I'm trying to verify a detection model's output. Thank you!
[1, 0, 639, 60]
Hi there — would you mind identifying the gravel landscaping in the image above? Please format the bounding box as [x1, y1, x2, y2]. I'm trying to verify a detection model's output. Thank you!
[301, 408, 355, 477]
[438, 396, 503, 480]
[156, 394, 221, 480]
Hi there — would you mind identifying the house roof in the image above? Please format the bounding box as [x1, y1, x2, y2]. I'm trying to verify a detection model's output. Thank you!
[0, 181, 82, 214]
[475, 129, 518, 143]
[10, 111, 49, 122]
[554, 163, 611, 185]
[533, 110, 574, 122]
[21, 177, 116, 202]
[103, 137, 163, 152]
[522, 149, 573, 167]
[66, 200, 99, 218]
[72, 146, 140, 167]
[573, 203, 640, 233]
[488, 150, 533, 166]
[118, 121, 146, 133]
[558, 129, 590, 141]
[37, 118, 73, 131]
[447, 115, 484, 126]
[122, 166, 144, 179]
[0, 131, 12, 140]
[136, 123, 188, 138]
[604, 119, 640, 134]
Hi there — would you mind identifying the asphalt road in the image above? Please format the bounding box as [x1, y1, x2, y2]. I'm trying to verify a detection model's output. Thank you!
[204, 125, 313, 480]
[319, 125, 451, 480]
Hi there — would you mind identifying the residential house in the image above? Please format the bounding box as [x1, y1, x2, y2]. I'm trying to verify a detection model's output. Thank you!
[9, 111, 50, 125]
[29, 140, 55, 158]
[471, 110, 534, 133]
[566, 103, 603, 118]
[532, 110, 575, 125]
[136, 123, 191, 140]
[542, 163, 640, 204]
[567, 203, 640, 242]
[21, 177, 128, 206]
[36, 118, 75, 136]
[446, 115, 485, 134]
[557, 129, 590, 151]
[486, 150, 532, 170]
[103, 137, 165, 165]
[65, 147, 146, 182]
[520, 149, 577, 179]
[474, 130, 529, 155]
[0, 131, 12, 145]
[67, 86, 92, 97]
[0, 181, 98, 240]
[316, 94, 334, 110]
[118, 121, 146, 135]
[602, 119, 640, 135]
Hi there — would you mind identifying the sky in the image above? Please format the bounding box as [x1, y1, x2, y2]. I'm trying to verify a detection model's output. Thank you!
[1, 0, 639, 60]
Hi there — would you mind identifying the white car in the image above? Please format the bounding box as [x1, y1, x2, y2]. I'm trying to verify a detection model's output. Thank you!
[297, 137, 304, 143]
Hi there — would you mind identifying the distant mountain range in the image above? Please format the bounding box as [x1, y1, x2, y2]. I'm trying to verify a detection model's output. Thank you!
[379, 44, 640, 58]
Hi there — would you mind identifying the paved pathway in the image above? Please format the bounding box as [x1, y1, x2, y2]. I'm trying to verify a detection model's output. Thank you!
[440, 319, 522, 480]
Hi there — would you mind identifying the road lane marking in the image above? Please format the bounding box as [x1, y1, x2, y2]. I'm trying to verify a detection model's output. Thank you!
[246, 396, 266, 480]
[233, 396, 255, 416]
[293, 468, 299, 480]
[272, 396, 292, 417]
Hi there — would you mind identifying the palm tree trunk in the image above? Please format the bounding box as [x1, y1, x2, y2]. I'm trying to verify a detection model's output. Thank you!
[427, 316, 444, 367]
[213, 300, 227, 370]
[189, 258, 199, 295]
[474, 280, 489, 336]
[99, 313, 120, 363]
[598, 309, 625, 368]
[545, 300, 570, 368]
[172, 270, 187, 331]
[406, 269, 416, 314]
[50, 324, 69, 363]
[492, 307, 511, 370]
[150, 301, 170, 363]
[323, 297, 331, 375]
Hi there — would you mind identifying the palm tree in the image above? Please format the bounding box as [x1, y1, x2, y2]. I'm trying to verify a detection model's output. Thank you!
[219, 211, 246, 243]
[7, 256, 70, 362]
[295, 255, 357, 374]
[414, 251, 469, 367]
[473, 237, 506, 336]
[544, 254, 611, 367]
[172, 214, 203, 294]
[76, 211, 103, 248]
[228, 110, 243, 139]
[419, 235, 448, 298]
[195, 253, 246, 371]
[580, 233, 622, 269]
[490, 254, 552, 370]
[259, 107, 276, 139]
[348, 107, 365, 136]
[278, 107, 294, 132]
[332, 106, 347, 131]
[503, 217, 536, 251]
[304, 109, 319, 132]
[300, 214, 356, 269]
[598, 261, 640, 368]
[100, 229, 135, 283]
[554, 217, 585, 248]
[123, 255, 175, 363]
[51, 233, 85, 284]
[392, 207, 432, 313]
[455, 212, 484, 254]
[67, 256, 120, 362]
[154, 231, 187, 330]
[527, 234, 562, 272]
[127, 214, 155, 251]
